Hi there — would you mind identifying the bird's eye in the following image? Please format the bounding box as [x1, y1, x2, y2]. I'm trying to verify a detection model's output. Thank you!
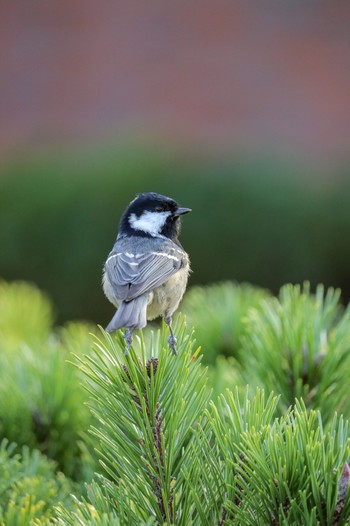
[155, 206, 164, 212]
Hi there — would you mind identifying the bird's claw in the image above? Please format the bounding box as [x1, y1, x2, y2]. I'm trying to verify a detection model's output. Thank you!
[165, 315, 178, 356]
[123, 328, 133, 355]
[167, 334, 178, 356]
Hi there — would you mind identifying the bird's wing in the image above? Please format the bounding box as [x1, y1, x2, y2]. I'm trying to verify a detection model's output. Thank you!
[105, 248, 184, 301]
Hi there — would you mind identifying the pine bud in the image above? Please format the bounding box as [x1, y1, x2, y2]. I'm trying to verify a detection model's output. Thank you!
[338, 463, 350, 502]
[146, 357, 159, 377]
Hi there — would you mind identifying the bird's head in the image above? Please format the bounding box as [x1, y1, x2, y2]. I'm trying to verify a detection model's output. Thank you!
[119, 192, 191, 240]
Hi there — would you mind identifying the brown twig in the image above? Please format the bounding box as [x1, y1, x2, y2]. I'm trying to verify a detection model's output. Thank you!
[332, 463, 350, 525]
[123, 358, 174, 524]
[217, 506, 227, 525]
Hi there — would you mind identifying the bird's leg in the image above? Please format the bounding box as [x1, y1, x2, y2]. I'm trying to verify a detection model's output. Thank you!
[164, 315, 178, 356]
[123, 328, 133, 355]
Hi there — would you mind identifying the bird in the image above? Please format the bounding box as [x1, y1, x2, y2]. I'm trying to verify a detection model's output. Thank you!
[102, 192, 191, 355]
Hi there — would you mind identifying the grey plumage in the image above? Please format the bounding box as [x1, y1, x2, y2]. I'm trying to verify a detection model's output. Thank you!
[104, 236, 184, 302]
[105, 294, 150, 332]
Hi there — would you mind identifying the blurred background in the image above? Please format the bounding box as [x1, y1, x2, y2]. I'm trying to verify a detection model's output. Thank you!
[1, 0, 350, 325]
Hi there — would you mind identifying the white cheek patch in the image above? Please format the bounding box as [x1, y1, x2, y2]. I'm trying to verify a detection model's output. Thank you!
[129, 211, 171, 236]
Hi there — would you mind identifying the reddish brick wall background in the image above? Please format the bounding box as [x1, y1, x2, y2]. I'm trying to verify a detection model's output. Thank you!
[1, 1, 350, 163]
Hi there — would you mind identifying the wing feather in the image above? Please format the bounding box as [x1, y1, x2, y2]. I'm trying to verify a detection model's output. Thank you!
[105, 248, 184, 301]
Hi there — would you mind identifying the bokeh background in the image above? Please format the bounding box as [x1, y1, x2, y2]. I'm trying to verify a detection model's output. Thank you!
[1, 1, 350, 325]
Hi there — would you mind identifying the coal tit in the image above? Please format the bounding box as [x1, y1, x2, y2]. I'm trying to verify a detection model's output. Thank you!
[103, 192, 191, 355]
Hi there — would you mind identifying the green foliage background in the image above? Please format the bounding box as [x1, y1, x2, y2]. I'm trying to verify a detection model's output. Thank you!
[1, 146, 350, 325]
[0, 440, 74, 525]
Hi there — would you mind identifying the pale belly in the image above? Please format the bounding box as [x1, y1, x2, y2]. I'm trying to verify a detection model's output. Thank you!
[146, 267, 189, 320]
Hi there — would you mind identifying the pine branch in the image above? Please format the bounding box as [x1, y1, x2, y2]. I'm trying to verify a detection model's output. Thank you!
[241, 283, 350, 423]
[70, 316, 209, 525]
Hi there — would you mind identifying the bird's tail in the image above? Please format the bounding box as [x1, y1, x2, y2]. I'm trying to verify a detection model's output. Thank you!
[105, 295, 149, 333]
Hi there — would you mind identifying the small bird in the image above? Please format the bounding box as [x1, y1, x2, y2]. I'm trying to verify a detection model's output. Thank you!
[102, 192, 191, 355]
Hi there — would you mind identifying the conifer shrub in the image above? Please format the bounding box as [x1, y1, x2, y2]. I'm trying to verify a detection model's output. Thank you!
[1, 279, 350, 523]
[58, 317, 350, 525]
[0, 281, 96, 479]
[0, 280, 53, 346]
[241, 283, 350, 424]
[0, 439, 74, 525]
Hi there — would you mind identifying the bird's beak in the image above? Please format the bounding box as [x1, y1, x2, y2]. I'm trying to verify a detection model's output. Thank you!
[175, 207, 192, 216]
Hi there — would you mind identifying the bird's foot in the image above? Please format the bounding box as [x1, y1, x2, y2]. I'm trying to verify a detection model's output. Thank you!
[165, 316, 178, 356]
[123, 328, 133, 355]
[167, 333, 178, 356]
